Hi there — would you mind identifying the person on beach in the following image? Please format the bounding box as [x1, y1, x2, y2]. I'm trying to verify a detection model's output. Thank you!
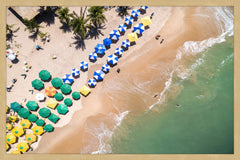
[155, 35, 160, 40]
[36, 45, 43, 50]
[150, 12, 154, 19]
[160, 39, 164, 44]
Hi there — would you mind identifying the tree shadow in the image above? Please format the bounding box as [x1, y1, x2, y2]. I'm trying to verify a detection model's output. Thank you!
[59, 23, 71, 33]
[35, 9, 56, 27]
[28, 31, 39, 42]
[88, 24, 106, 40]
[6, 27, 20, 42]
[72, 35, 86, 50]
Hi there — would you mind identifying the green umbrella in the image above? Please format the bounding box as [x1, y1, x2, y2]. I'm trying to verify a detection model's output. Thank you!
[51, 77, 63, 88]
[39, 108, 51, 118]
[10, 102, 21, 112]
[32, 79, 44, 90]
[26, 101, 39, 111]
[35, 119, 45, 126]
[64, 98, 72, 106]
[48, 113, 59, 123]
[60, 84, 72, 94]
[39, 70, 51, 81]
[57, 104, 69, 115]
[18, 108, 30, 118]
[54, 93, 63, 101]
[44, 124, 54, 132]
[28, 114, 38, 122]
[72, 91, 81, 100]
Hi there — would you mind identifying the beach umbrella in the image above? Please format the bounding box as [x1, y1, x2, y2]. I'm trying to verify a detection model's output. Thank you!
[9, 116, 17, 122]
[131, 9, 140, 17]
[122, 40, 130, 48]
[141, 16, 152, 26]
[103, 38, 112, 46]
[45, 86, 57, 97]
[6, 144, 10, 151]
[10, 102, 21, 112]
[28, 114, 38, 122]
[26, 101, 39, 111]
[32, 126, 44, 136]
[64, 98, 72, 106]
[80, 85, 91, 96]
[118, 24, 127, 32]
[32, 79, 44, 90]
[54, 92, 63, 101]
[25, 133, 37, 144]
[115, 47, 123, 56]
[133, 23, 145, 34]
[128, 32, 138, 42]
[72, 91, 81, 100]
[7, 53, 16, 61]
[88, 79, 97, 87]
[51, 77, 63, 88]
[20, 119, 31, 129]
[140, 6, 148, 10]
[80, 61, 89, 70]
[89, 52, 97, 61]
[48, 113, 59, 123]
[39, 70, 51, 81]
[6, 134, 16, 144]
[6, 123, 13, 130]
[62, 74, 74, 84]
[18, 108, 30, 118]
[12, 126, 24, 137]
[57, 104, 69, 114]
[109, 30, 120, 40]
[36, 119, 45, 126]
[10, 150, 21, 154]
[107, 54, 119, 65]
[35, 93, 45, 102]
[102, 64, 110, 72]
[17, 142, 29, 153]
[6, 49, 14, 56]
[125, 16, 133, 25]
[44, 124, 54, 132]
[72, 68, 80, 77]
[94, 44, 106, 54]
[39, 108, 51, 118]
[46, 98, 58, 109]
[93, 70, 105, 81]
[60, 84, 72, 94]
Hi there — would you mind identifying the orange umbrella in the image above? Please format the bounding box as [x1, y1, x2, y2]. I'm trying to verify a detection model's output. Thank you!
[45, 86, 57, 97]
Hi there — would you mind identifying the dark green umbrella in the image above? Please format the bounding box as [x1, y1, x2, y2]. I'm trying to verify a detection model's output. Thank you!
[10, 102, 21, 112]
[26, 101, 39, 111]
[51, 77, 63, 88]
[57, 104, 69, 115]
[39, 70, 51, 81]
[44, 124, 54, 132]
[18, 108, 30, 118]
[64, 98, 72, 106]
[72, 91, 81, 100]
[48, 113, 59, 123]
[35, 119, 45, 126]
[39, 108, 51, 118]
[54, 93, 63, 101]
[28, 114, 38, 122]
[60, 84, 72, 94]
[32, 79, 44, 90]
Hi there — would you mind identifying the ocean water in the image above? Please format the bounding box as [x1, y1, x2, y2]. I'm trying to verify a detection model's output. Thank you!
[110, 36, 234, 154]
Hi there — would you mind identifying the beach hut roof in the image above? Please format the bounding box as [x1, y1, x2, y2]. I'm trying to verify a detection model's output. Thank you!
[6, 134, 16, 144]
[57, 104, 69, 114]
[10, 102, 21, 112]
[12, 126, 24, 137]
[44, 124, 54, 132]
[46, 98, 58, 109]
[80, 85, 91, 96]
[28, 114, 38, 122]
[36, 119, 45, 126]
[54, 92, 64, 101]
[17, 142, 29, 153]
[72, 91, 81, 100]
[39, 70, 51, 81]
[45, 86, 57, 97]
[32, 126, 44, 136]
[64, 98, 72, 106]
[26, 101, 39, 111]
[32, 79, 44, 90]
[48, 113, 60, 123]
[25, 133, 37, 144]
[60, 84, 72, 94]
[51, 77, 63, 88]
[20, 119, 31, 129]
[39, 107, 51, 118]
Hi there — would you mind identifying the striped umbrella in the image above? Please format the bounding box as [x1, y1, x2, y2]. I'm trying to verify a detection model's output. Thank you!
[140, 6, 148, 10]
[115, 47, 123, 56]
[89, 52, 97, 61]
[62, 74, 74, 84]
[109, 30, 120, 40]
[134, 23, 145, 34]
[103, 38, 112, 46]
[122, 40, 130, 48]
[118, 24, 127, 32]
[95, 44, 106, 54]
[88, 79, 97, 87]
[80, 61, 88, 70]
[125, 16, 133, 25]
[102, 64, 110, 72]
[93, 70, 105, 81]
[72, 68, 80, 77]
[107, 54, 118, 65]
[45, 86, 57, 97]
[131, 9, 140, 17]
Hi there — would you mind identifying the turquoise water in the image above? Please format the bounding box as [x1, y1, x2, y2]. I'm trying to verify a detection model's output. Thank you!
[111, 36, 234, 154]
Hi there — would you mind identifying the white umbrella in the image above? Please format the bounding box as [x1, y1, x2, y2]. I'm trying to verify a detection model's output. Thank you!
[35, 93, 45, 101]
[7, 53, 16, 61]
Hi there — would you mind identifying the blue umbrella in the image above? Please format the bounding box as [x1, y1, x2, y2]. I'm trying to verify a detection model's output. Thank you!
[88, 79, 97, 87]
[115, 47, 123, 56]
[140, 6, 148, 10]
[125, 16, 133, 25]
[118, 24, 127, 32]
[107, 54, 118, 65]
[109, 30, 120, 40]
[93, 70, 105, 81]
[89, 52, 97, 61]
[102, 64, 110, 72]
[103, 38, 112, 46]
[131, 9, 140, 17]
[134, 23, 145, 34]
[122, 40, 130, 48]
[80, 61, 88, 70]
[62, 74, 74, 84]
[95, 44, 106, 54]
[72, 68, 80, 77]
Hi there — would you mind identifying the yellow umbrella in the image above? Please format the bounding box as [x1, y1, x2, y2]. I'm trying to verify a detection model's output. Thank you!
[9, 116, 17, 122]
[32, 126, 44, 135]
[17, 142, 29, 152]
[80, 85, 91, 96]
[20, 119, 31, 129]
[141, 16, 152, 26]
[11, 150, 21, 154]
[6, 123, 13, 130]
[12, 126, 24, 137]
[6, 134, 16, 144]
[25, 133, 37, 144]
[127, 32, 138, 42]
[46, 98, 58, 109]
[6, 143, 10, 151]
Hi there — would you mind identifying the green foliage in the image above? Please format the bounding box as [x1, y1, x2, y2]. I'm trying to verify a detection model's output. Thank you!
[23, 18, 42, 32]
[87, 6, 107, 27]
[57, 7, 73, 25]
[70, 16, 90, 38]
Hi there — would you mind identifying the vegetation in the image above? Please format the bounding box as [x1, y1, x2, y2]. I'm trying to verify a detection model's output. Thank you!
[118, 6, 131, 17]
[57, 7, 73, 25]
[70, 16, 90, 38]
[6, 24, 19, 41]
[23, 18, 42, 32]
[87, 6, 107, 27]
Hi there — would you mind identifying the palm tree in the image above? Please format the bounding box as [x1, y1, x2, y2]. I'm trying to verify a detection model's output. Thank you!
[23, 18, 42, 32]
[6, 24, 19, 41]
[70, 16, 90, 38]
[6, 24, 15, 34]
[118, 6, 131, 17]
[87, 6, 107, 27]
[57, 7, 73, 25]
